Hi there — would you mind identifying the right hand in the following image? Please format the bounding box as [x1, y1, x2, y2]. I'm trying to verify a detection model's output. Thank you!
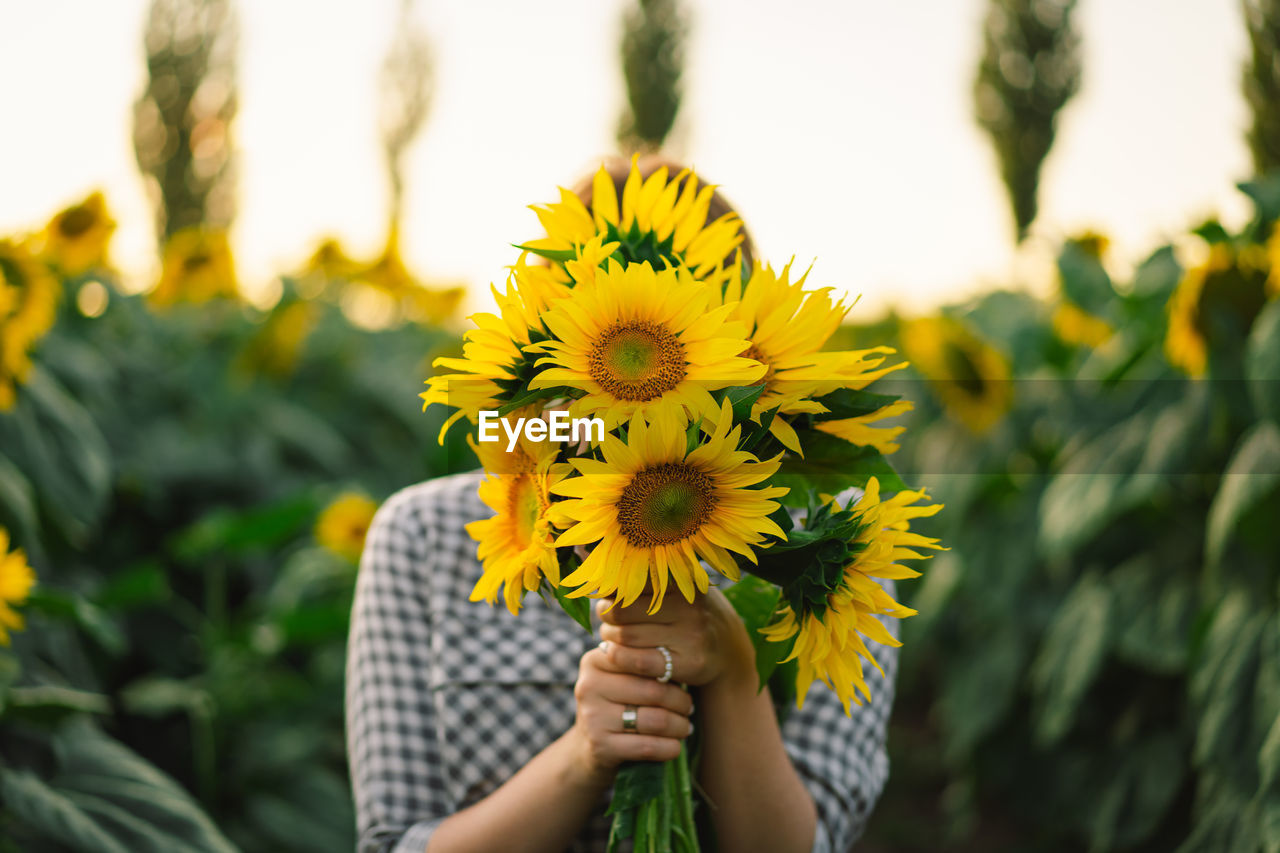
[569, 643, 694, 781]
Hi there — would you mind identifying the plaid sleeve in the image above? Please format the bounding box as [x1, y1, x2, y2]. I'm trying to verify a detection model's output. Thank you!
[780, 594, 899, 853]
[346, 485, 449, 853]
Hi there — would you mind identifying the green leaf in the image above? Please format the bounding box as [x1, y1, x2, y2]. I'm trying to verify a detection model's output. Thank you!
[606, 761, 667, 816]
[0, 768, 131, 853]
[773, 430, 906, 507]
[4, 686, 111, 720]
[1129, 246, 1182, 300]
[719, 384, 765, 423]
[552, 583, 593, 634]
[0, 452, 40, 560]
[25, 589, 125, 656]
[1058, 239, 1115, 316]
[1206, 422, 1280, 567]
[1030, 573, 1113, 745]
[1, 366, 112, 544]
[723, 575, 791, 691]
[1247, 299, 1280, 425]
[172, 492, 320, 561]
[1191, 593, 1265, 774]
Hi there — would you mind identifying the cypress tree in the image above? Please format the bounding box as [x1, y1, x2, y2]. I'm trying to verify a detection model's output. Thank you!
[1244, 0, 1280, 174]
[617, 0, 686, 154]
[974, 0, 1081, 242]
[133, 0, 239, 242]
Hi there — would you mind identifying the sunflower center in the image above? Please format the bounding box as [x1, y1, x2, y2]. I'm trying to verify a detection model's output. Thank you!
[744, 344, 775, 388]
[59, 207, 96, 238]
[1195, 263, 1268, 343]
[588, 321, 686, 401]
[183, 251, 211, 273]
[506, 474, 543, 547]
[617, 463, 716, 547]
[943, 342, 986, 398]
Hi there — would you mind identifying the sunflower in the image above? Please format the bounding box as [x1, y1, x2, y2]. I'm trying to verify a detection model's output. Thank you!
[150, 227, 238, 306]
[0, 527, 36, 645]
[315, 492, 379, 562]
[466, 424, 571, 614]
[714, 261, 910, 452]
[1052, 300, 1114, 349]
[300, 237, 362, 281]
[552, 402, 789, 613]
[40, 191, 115, 276]
[421, 258, 570, 441]
[899, 315, 1011, 434]
[529, 260, 764, 431]
[0, 240, 59, 411]
[761, 477, 942, 713]
[1166, 242, 1277, 377]
[526, 156, 745, 289]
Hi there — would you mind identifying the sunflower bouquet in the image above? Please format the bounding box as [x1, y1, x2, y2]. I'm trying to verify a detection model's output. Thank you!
[422, 159, 942, 852]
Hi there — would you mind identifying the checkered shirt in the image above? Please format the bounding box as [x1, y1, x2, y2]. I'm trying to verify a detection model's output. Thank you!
[345, 471, 898, 853]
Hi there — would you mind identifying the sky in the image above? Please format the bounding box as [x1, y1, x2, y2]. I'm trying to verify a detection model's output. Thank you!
[0, 0, 1253, 319]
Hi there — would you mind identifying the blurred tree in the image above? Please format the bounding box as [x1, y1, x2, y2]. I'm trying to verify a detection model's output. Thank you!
[617, 0, 687, 154]
[378, 0, 434, 240]
[1244, 0, 1280, 173]
[132, 0, 239, 243]
[973, 0, 1081, 242]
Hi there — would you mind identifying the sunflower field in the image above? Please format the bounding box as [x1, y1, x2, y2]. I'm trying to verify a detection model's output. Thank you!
[3, 165, 1278, 851]
[0, 197, 471, 851]
[854, 176, 1280, 852]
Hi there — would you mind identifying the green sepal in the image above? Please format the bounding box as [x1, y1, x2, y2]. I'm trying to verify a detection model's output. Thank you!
[496, 385, 574, 416]
[808, 388, 901, 421]
[510, 243, 577, 263]
[772, 429, 907, 506]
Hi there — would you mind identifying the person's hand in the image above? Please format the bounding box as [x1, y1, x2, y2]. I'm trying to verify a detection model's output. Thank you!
[567, 643, 695, 783]
[596, 588, 756, 690]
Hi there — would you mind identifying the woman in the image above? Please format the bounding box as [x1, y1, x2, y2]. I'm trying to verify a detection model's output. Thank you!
[345, 161, 899, 853]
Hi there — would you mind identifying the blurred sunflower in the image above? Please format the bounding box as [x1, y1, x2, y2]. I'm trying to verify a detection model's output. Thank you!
[716, 261, 910, 452]
[1052, 301, 1114, 349]
[899, 315, 1011, 434]
[529, 260, 763, 431]
[0, 527, 36, 645]
[301, 237, 362, 281]
[552, 402, 789, 612]
[0, 240, 59, 410]
[315, 493, 379, 563]
[526, 156, 744, 289]
[466, 424, 570, 614]
[421, 259, 569, 441]
[1166, 242, 1277, 377]
[240, 299, 320, 379]
[40, 191, 115, 276]
[150, 227, 238, 306]
[761, 477, 942, 713]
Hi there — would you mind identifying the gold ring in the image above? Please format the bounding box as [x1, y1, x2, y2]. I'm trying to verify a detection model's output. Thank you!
[621, 705, 639, 733]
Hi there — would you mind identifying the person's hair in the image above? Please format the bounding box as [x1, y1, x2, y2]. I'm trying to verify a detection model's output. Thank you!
[570, 155, 755, 268]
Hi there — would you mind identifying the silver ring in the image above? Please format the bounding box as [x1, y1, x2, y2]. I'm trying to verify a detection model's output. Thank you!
[621, 705, 638, 733]
[655, 645, 673, 684]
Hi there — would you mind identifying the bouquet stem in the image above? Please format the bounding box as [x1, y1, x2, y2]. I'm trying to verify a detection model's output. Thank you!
[607, 742, 700, 853]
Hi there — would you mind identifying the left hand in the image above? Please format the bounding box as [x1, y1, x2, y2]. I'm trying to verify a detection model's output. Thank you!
[596, 588, 756, 689]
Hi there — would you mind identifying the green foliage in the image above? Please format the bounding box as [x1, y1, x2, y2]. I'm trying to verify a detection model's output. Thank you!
[1, 267, 465, 851]
[1245, 0, 1280, 175]
[617, 0, 686, 154]
[973, 0, 1081, 241]
[860, 180, 1280, 851]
